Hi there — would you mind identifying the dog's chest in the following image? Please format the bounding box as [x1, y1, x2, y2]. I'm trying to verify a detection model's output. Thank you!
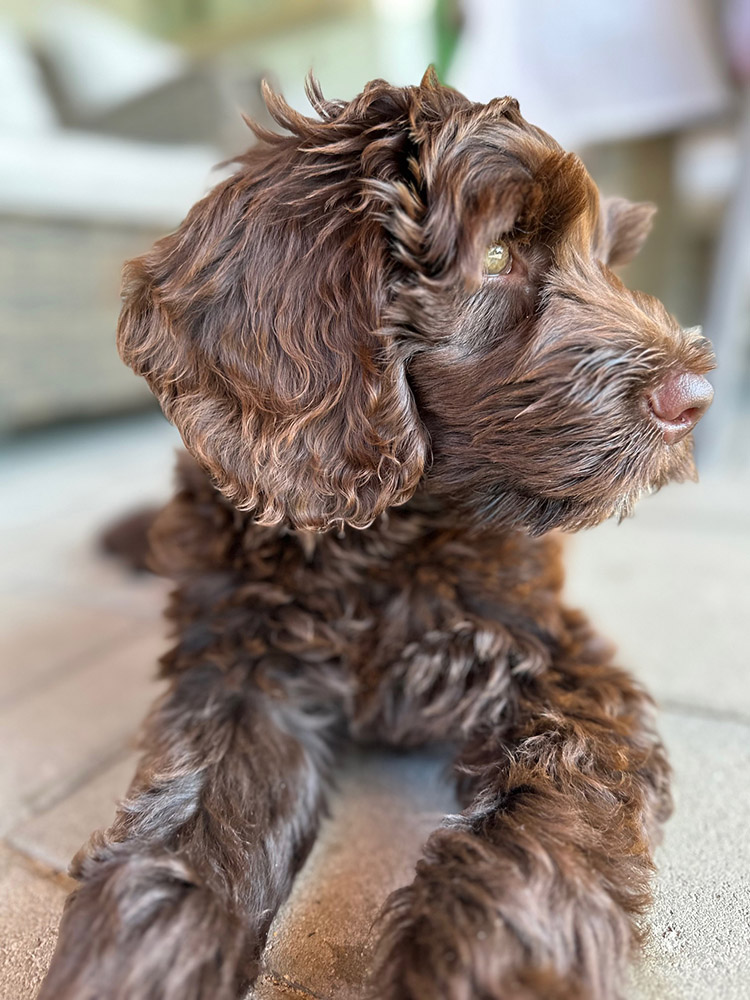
[281, 519, 566, 744]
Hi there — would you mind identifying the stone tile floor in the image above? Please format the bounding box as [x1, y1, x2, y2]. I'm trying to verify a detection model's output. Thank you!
[1, 413, 748, 1000]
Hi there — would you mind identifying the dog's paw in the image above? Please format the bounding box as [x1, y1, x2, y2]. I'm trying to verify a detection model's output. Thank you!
[368, 882, 578, 1000]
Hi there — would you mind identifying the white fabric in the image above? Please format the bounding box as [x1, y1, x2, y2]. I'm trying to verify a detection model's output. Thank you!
[450, 0, 730, 149]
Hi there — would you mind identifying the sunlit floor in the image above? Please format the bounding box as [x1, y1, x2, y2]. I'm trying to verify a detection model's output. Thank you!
[1, 413, 748, 1000]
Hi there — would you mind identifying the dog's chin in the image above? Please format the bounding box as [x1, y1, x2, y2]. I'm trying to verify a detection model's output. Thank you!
[471, 489, 631, 536]
[466, 434, 698, 536]
[638, 432, 699, 499]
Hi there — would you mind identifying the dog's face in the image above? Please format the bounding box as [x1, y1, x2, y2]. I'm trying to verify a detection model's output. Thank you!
[119, 73, 714, 534]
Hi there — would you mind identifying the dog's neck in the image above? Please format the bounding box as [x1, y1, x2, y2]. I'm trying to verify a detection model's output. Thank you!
[173, 452, 547, 572]
[283, 485, 528, 566]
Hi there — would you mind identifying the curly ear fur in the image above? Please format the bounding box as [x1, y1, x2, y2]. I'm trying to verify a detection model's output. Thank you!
[117, 74, 605, 530]
[600, 196, 656, 267]
[118, 77, 436, 531]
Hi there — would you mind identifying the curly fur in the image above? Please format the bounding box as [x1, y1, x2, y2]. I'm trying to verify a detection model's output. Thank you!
[38, 71, 712, 1000]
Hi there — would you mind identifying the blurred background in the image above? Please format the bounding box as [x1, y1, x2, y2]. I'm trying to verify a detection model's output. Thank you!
[1, 3, 749, 1000]
[1, 0, 749, 459]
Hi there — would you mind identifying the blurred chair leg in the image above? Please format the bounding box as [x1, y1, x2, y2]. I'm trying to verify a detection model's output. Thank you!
[698, 87, 750, 470]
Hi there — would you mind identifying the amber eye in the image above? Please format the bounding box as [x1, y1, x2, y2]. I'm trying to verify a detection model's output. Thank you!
[484, 241, 512, 276]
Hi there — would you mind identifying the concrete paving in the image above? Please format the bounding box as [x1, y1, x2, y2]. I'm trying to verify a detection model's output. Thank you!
[630, 712, 750, 1000]
[1, 414, 748, 1000]
[0, 845, 72, 1000]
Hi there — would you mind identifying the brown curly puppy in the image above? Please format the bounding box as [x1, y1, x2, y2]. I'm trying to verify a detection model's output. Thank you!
[38, 72, 714, 1000]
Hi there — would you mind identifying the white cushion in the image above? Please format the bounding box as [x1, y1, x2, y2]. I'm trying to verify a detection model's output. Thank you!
[0, 132, 221, 227]
[41, 2, 185, 118]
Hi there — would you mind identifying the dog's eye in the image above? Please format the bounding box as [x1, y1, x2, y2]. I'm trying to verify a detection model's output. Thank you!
[484, 241, 512, 276]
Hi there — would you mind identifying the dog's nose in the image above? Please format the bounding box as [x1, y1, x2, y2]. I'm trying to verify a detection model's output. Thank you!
[647, 373, 713, 444]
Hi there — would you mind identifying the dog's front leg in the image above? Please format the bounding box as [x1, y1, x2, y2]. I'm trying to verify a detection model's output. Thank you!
[37, 657, 342, 1000]
[371, 615, 671, 1000]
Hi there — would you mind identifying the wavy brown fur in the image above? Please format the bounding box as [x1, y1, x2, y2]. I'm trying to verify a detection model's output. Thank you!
[38, 71, 713, 1000]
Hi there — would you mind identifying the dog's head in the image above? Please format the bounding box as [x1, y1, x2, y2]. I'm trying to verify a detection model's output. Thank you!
[118, 72, 714, 534]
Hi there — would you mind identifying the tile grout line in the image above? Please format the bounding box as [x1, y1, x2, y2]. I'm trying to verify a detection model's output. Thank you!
[0, 837, 75, 890]
[5, 742, 139, 850]
[256, 970, 328, 1000]
[658, 698, 750, 730]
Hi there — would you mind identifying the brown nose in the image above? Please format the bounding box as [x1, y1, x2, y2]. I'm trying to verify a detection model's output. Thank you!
[647, 373, 714, 444]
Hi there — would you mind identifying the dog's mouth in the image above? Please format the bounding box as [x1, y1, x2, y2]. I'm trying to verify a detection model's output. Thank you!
[581, 420, 700, 529]
[476, 410, 701, 535]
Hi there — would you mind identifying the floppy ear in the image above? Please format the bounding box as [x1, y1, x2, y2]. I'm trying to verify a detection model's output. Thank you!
[600, 196, 656, 267]
[117, 88, 428, 531]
